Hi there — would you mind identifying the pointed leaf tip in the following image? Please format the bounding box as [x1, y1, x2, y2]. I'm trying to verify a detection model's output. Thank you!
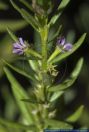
[4, 67, 34, 124]
[48, 57, 84, 92]
[66, 105, 84, 123]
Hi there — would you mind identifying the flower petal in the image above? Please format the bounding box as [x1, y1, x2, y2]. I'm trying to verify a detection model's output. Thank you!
[57, 36, 65, 46]
[63, 43, 72, 51]
[13, 48, 23, 55]
[19, 37, 26, 47]
[13, 43, 22, 49]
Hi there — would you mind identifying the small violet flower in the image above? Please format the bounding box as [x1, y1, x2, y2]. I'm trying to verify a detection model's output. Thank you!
[13, 38, 27, 55]
[57, 36, 72, 51]
[57, 36, 65, 46]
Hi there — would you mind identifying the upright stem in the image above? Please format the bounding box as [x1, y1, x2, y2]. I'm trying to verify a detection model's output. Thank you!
[37, 24, 49, 130]
[39, 25, 48, 72]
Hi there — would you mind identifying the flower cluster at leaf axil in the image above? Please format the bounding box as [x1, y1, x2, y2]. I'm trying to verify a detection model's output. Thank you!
[13, 38, 28, 55]
[57, 36, 72, 51]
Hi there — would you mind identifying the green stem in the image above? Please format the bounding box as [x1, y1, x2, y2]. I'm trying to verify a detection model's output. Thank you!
[39, 26, 48, 72]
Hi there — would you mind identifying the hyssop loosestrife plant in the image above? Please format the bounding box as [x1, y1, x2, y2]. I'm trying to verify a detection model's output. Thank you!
[1, 0, 86, 131]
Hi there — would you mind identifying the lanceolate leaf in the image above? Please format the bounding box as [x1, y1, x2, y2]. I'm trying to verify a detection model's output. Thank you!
[51, 33, 86, 64]
[48, 58, 83, 92]
[7, 28, 18, 42]
[49, 0, 70, 25]
[0, 118, 36, 131]
[19, 0, 33, 12]
[45, 119, 73, 129]
[4, 67, 35, 124]
[66, 105, 84, 123]
[0, 20, 27, 33]
[10, 0, 39, 31]
[49, 91, 64, 102]
[3, 59, 36, 82]
[20, 9, 40, 30]
[16, 56, 41, 60]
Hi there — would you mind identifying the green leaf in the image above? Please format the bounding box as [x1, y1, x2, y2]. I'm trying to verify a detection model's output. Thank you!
[16, 56, 41, 60]
[0, 20, 27, 33]
[7, 28, 18, 42]
[0, 117, 36, 131]
[45, 119, 73, 129]
[66, 105, 84, 123]
[48, 58, 83, 92]
[4, 67, 35, 124]
[21, 9, 39, 30]
[51, 33, 86, 64]
[58, 0, 70, 10]
[10, 0, 39, 31]
[0, 2, 8, 10]
[49, 91, 64, 102]
[48, 25, 62, 44]
[2, 59, 36, 82]
[19, 0, 33, 12]
[49, 0, 70, 25]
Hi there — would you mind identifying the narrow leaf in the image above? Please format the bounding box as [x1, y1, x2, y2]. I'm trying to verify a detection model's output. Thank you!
[0, 20, 27, 32]
[49, 0, 70, 25]
[58, 0, 70, 10]
[28, 60, 39, 72]
[10, 0, 39, 30]
[45, 119, 73, 129]
[0, 118, 36, 131]
[19, 0, 33, 11]
[51, 33, 86, 64]
[15, 56, 41, 60]
[66, 105, 84, 123]
[2, 59, 36, 82]
[4, 67, 35, 124]
[49, 91, 64, 102]
[7, 28, 18, 42]
[21, 9, 39, 30]
[48, 58, 83, 92]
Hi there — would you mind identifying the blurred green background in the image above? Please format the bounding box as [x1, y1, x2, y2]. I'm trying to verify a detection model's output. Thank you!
[0, 0, 89, 129]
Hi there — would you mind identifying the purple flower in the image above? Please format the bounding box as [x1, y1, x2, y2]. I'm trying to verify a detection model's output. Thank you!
[57, 36, 72, 52]
[63, 43, 72, 51]
[57, 36, 65, 46]
[13, 38, 27, 55]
